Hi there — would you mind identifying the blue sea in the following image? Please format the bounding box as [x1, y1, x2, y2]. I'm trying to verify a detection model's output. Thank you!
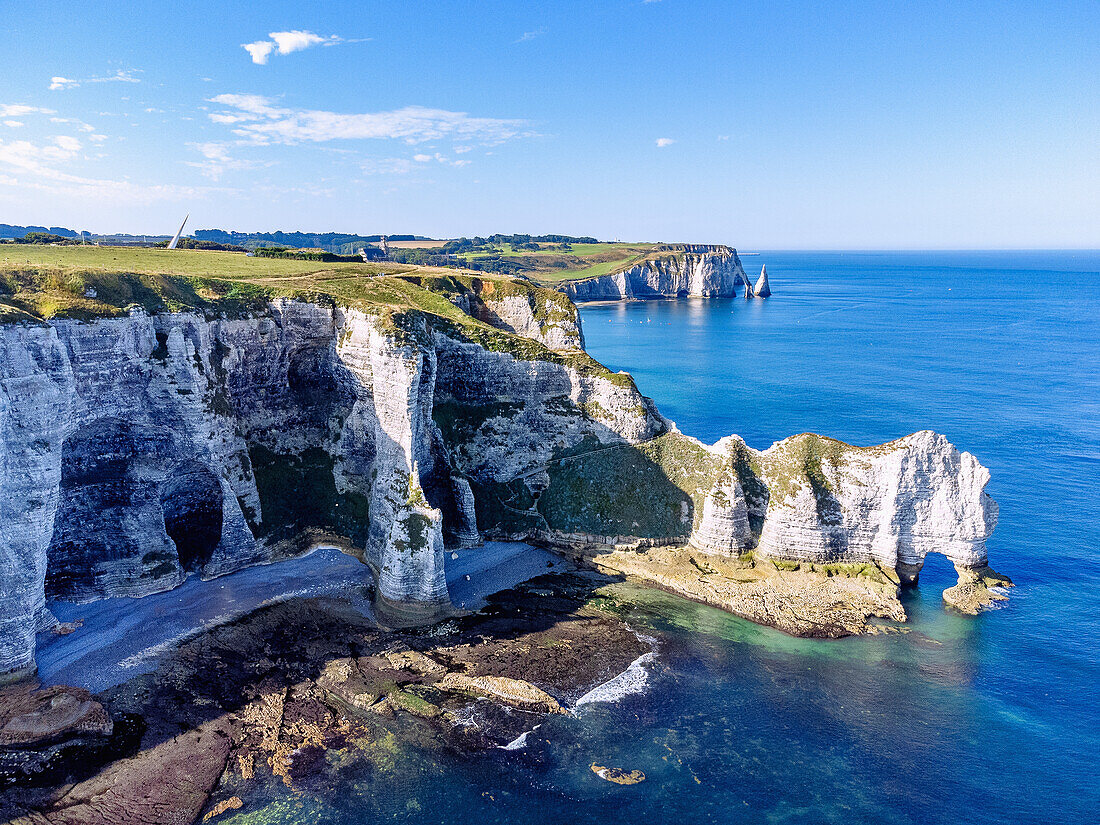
[229, 251, 1100, 824]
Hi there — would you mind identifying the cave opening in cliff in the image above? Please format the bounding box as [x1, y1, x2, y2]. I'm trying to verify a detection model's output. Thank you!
[161, 464, 224, 573]
[288, 344, 345, 405]
[47, 419, 177, 601]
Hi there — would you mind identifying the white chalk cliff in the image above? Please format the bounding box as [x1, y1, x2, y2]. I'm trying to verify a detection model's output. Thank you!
[560, 245, 755, 301]
[0, 272, 1002, 676]
[754, 264, 771, 298]
[700, 431, 998, 574]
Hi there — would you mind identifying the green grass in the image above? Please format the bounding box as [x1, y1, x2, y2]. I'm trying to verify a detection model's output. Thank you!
[0, 245, 634, 387]
[443, 241, 658, 284]
[0, 244, 412, 280]
[542, 254, 647, 283]
[0, 241, 695, 293]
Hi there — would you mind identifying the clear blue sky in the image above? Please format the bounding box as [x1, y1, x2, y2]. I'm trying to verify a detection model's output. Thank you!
[1, 0, 1097, 248]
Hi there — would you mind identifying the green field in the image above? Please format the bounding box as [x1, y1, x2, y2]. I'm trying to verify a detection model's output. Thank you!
[0, 240, 687, 322]
[0, 246, 489, 324]
[0, 245, 638, 384]
[0, 245, 413, 281]
[445, 241, 654, 283]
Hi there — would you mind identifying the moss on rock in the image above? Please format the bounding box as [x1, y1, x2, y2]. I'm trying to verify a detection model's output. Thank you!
[248, 445, 370, 547]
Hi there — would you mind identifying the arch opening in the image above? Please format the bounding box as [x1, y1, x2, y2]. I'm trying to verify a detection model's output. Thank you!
[161, 464, 224, 573]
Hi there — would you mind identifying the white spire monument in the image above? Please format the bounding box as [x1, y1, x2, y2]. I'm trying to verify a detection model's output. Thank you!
[167, 214, 189, 250]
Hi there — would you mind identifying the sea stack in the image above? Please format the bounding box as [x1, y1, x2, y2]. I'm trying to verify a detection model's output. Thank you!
[754, 264, 771, 298]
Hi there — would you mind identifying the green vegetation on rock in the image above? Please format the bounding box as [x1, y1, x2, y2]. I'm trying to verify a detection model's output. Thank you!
[431, 399, 524, 446]
[0, 246, 637, 389]
[537, 432, 721, 538]
[248, 444, 370, 549]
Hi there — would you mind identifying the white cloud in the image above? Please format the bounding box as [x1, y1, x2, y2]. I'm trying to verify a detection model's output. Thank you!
[0, 135, 220, 203]
[184, 141, 265, 180]
[655, 137, 676, 147]
[243, 30, 348, 64]
[360, 157, 414, 175]
[516, 27, 547, 43]
[50, 116, 99, 134]
[0, 136, 82, 175]
[271, 30, 330, 54]
[243, 41, 276, 65]
[0, 104, 55, 117]
[429, 152, 471, 167]
[53, 135, 82, 152]
[208, 94, 530, 147]
[3, 121, 23, 128]
[49, 70, 140, 91]
[360, 151, 474, 176]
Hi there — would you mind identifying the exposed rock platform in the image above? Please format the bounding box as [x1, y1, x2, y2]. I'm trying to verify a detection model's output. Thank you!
[1, 571, 648, 822]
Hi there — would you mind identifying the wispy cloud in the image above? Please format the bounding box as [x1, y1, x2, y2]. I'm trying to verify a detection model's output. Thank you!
[0, 134, 219, 203]
[0, 135, 84, 174]
[655, 137, 676, 147]
[515, 27, 547, 43]
[184, 141, 267, 180]
[207, 94, 530, 147]
[49, 116, 97, 133]
[49, 70, 140, 91]
[3, 121, 24, 128]
[0, 104, 56, 117]
[414, 152, 470, 167]
[361, 157, 416, 175]
[242, 30, 362, 64]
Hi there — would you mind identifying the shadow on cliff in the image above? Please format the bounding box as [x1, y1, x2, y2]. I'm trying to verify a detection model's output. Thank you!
[530, 439, 698, 544]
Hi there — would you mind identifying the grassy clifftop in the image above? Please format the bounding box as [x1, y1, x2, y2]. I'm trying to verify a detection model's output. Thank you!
[382, 239, 736, 285]
[0, 245, 630, 384]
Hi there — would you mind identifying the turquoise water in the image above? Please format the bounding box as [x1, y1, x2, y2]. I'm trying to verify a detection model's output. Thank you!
[229, 252, 1100, 824]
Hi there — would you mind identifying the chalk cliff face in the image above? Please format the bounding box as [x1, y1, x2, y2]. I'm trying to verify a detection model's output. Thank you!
[560, 245, 752, 301]
[713, 431, 998, 573]
[402, 274, 584, 351]
[754, 264, 771, 298]
[524, 428, 997, 573]
[0, 273, 1001, 676]
[0, 294, 662, 675]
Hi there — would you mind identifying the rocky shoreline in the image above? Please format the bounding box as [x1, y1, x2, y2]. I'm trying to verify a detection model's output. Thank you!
[0, 534, 1013, 823]
[0, 568, 651, 823]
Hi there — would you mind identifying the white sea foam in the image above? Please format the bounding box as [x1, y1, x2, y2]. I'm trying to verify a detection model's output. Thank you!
[499, 730, 536, 756]
[574, 651, 657, 708]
